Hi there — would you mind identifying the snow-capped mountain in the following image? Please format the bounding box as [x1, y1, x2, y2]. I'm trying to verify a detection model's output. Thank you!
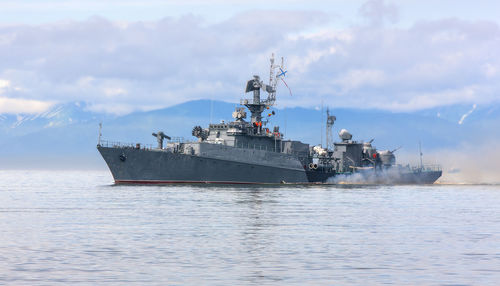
[0, 101, 111, 138]
[0, 100, 499, 169]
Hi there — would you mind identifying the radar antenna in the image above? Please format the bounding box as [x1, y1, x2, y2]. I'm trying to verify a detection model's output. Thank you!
[419, 141, 423, 169]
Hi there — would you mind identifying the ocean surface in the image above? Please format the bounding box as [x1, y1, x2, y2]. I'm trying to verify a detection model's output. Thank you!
[0, 170, 499, 285]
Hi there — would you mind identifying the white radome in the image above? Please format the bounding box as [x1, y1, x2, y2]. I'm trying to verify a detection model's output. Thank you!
[339, 129, 352, 141]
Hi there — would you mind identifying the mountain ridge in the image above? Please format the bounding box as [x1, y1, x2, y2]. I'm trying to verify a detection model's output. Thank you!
[1, 99, 498, 169]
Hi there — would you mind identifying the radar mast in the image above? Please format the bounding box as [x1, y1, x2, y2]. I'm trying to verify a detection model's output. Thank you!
[243, 54, 286, 131]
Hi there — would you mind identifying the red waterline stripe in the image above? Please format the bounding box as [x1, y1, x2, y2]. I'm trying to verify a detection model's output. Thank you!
[115, 180, 271, 185]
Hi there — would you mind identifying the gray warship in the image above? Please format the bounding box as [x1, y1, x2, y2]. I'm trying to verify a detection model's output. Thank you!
[97, 56, 442, 185]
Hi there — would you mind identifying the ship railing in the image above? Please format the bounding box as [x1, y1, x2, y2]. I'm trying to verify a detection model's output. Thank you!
[98, 139, 155, 150]
[235, 142, 279, 152]
[167, 137, 190, 143]
[240, 98, 274, 106]
[233, 141, 305, 154]
[421, 164, 441, 171]
[407, 164, 441, 172]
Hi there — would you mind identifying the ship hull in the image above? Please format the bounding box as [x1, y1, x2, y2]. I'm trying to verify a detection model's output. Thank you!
[333, 170, 442, 185]
[386, 170, 442, 184]
[97, 146, 310, 184]
[97, 146, 441, 185]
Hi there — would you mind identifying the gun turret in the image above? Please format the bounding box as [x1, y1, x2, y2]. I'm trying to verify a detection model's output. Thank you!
[152, 131, 171, 149]
[192, 126, 208, 141]
[390, 146, 402, 153]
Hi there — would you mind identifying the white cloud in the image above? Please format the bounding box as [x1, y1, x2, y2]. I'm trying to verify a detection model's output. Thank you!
[103, 87, 127, 97]
[0, 79, 10, 89]
[0, 96, 53, 114]
[381, 87, 481, 111]
[483, 63, 498, 78]
[334, 69, 386, 91]
[0, 4, 499, 114]
[359, 0, 399, 26]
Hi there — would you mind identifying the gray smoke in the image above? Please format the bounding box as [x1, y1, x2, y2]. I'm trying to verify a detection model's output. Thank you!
[425, 142, 500, 184]
[326, 141, 500, 185]
[327, 168, 406, 184]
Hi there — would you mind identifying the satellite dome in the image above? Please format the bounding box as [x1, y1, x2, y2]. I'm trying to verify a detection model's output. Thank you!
[339, 129, 352, 141]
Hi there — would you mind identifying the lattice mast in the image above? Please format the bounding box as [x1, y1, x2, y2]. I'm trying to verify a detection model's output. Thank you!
[265, 54, 284, 106]
[326, 108, 336, 150]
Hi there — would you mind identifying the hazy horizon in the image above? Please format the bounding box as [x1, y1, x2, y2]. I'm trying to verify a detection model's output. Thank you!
[1, 99, 499, 184]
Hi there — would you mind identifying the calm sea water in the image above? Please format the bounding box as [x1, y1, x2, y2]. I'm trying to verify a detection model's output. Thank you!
[0, 170, 499, 285]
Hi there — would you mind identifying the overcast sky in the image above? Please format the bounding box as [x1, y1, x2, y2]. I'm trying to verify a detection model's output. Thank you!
[0, 0, 499, 114]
